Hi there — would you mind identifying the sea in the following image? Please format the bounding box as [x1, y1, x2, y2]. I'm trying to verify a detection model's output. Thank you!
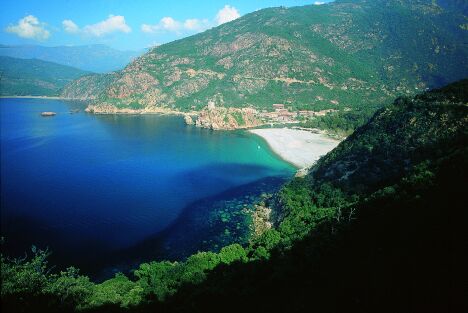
[0, 98, 295, 279]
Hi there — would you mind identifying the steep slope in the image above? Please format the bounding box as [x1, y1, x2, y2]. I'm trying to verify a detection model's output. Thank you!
[0, 56, 90, 96]
[0, 44, 142, 73]
[60, 72, 119, 100]
[69, 0, 467, 120]
[310, 79, 468, 193]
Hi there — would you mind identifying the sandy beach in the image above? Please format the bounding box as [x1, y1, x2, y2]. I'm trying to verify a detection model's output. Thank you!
[249, 128, 341, 168]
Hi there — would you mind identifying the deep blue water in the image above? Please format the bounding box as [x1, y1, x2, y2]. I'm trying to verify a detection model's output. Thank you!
[0, 98, 294, 278]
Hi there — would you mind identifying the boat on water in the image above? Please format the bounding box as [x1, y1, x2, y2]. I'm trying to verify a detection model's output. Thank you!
[41, 112, 56, 117]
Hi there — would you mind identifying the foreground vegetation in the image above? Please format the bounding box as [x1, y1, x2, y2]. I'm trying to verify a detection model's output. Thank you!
[2, 80, 466, 312]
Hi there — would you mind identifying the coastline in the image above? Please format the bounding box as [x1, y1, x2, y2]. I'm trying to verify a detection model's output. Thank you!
[0, 96, 83, 100]
[249, 128, 341, 170]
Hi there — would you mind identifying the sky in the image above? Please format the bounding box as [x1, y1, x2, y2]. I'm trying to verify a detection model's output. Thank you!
[0, 0, 334, 51]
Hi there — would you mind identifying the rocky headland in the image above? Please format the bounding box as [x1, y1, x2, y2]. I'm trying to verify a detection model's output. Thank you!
[194, 105, 263, 130]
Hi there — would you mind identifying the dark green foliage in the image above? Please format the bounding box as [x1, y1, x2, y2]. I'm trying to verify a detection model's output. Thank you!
[44, 267, 94, 310]
[312, 79, 468, 193]
[163, 146, 467, 313]
[1, 80, 467, 312]
[86, 274, 143, 308]
[0, 56, 90, 96]
[300, 109, 376, 136]
[1, 247, 93, 313]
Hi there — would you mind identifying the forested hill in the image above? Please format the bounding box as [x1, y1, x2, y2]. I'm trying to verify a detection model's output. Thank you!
[0, 56, 90, 97]
[62, 0, 468, 115]
[2, 80, 466, 312]
[309, 78, 468, 193]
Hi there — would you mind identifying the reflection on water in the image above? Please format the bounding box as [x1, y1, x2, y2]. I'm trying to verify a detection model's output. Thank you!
[0, 98, 294, 278]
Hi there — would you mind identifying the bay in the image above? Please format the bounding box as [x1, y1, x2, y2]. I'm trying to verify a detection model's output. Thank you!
[0, 98, 294, 278]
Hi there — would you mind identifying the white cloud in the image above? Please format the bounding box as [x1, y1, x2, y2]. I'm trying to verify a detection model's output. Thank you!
[215, 5, 240, 25]
[158, 17, 181, 32]
[141, 5, 240, 36]
[62, 19, 79, 34]
[63, 15, 131, 37]
[142, 17, 180, 33]
[184, 18, 210, 31]
[142, 16, 211, 34]
[83, 15, 131, 37]
[314, 1, 325, 5]
[5, 15, 50, 41]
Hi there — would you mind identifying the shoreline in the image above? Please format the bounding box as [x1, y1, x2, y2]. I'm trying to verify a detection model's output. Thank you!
[249, 128, 341, 170]
[1, 97, 342, 167]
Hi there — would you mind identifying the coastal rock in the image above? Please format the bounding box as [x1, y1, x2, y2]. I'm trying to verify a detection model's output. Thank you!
[184, 114, 194, 125]
[295, 167, 310, 178]
[85, 103, 183, 115]
[251, 203, 272, 238]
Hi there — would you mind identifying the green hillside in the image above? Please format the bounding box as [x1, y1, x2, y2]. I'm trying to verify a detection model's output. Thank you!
[2, 80, 466, 312]
[0, 56, 89, 97]
[65, 0, 467, 123]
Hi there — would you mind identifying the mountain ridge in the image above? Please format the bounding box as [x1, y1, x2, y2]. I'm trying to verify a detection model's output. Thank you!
[62, 0, 467, 132]
[0, 44, 142, 73]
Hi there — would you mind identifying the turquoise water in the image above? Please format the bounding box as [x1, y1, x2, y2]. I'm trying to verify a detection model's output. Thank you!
[0, 98, 294, 277]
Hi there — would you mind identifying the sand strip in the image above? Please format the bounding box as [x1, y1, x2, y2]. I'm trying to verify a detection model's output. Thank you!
[249, 128, 340, 168]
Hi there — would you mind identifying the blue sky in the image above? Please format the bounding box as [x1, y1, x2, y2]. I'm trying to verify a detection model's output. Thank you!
[0, 0, 333, 51]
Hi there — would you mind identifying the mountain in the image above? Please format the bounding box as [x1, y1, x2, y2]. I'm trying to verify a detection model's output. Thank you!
[2, 79, 466, 312]
[0, 44, 142, 73]
[65, 0, 467, 122]
[0, 56, 90, 96]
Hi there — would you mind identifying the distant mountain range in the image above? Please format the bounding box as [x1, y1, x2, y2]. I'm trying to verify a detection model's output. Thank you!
[0, 44, 142, 73]
[62, 0, 467, 118]
[0, 56, 89, 96]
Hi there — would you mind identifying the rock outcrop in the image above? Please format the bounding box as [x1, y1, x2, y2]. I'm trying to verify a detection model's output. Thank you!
[194, 106, 262, 130]
[184, 114, 195, 125]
